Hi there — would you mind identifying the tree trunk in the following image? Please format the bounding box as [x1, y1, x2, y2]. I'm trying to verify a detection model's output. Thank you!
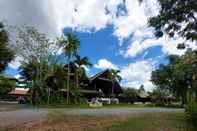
[181, 92, 187, 107]
[47, 87, 50, 105]
[195, 91, 197, 102]
[67, 64, 70, 104]
[112, 81, 114, 98]
[76, 69, 79, 88]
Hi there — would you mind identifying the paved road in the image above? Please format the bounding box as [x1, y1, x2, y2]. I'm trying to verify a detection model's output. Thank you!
[0, 107, 184, 128]
[60, 107, 184, 116]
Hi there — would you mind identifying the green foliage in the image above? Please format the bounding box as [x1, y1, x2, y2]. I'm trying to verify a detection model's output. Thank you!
[74, 54, 92, 81]
[123, 88, 138, 98]
[14, 26, 57, 63]
[74, 55, 92, 67]
[109, 69, 122, 83]
[149, 0, 197, 42]
[0, 22, 14, 73]
[58, 32, 80, 59]
[185, 102, 197, 127]
[149, 1, 197, 105]
[17, 28, 88, 105]
[20, 59, 68, 104]
[58, 32, 80, 104]
[151, 54, 190, 105]
[0, 75, 15, 95]
[152, 49, 197, 106]
[15, 26, 90, 105]
[150, 88, 173, 106]
[120, 88, 138, 103]
[16, 27, 66, 104]
[150, 88, 170, 99]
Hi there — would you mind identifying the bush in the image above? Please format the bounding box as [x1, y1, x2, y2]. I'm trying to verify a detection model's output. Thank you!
[185, 102, 197, 127]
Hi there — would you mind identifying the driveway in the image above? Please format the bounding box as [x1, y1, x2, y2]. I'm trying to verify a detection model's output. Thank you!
[60, 107, 184, 116]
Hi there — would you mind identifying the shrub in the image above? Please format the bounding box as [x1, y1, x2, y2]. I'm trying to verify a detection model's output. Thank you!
[185, 102, 197, 127]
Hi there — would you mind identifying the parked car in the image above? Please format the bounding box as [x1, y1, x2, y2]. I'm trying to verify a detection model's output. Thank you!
[91, 98, 119, 105]
[17, 96, 27, 104]
[89, 98, 103, 107]
[110, 98, 119, 104]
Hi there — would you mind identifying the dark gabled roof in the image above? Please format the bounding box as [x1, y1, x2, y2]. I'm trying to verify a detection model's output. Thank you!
[88, 69, 123, 95]
[89, 69, 111, 81]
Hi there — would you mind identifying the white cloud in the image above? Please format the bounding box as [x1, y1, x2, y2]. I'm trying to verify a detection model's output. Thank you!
[114, 0, 196, 58]
[120, 60, 156, 91]
[94, 59, 118, 70]
[123, 35, 197, 58]
[8, 56, 22, 69]
[112, 0, 159, 41]
[1, 0, 192, 58]
[0, 0, 123, 36]
[14, 74, 21, 79]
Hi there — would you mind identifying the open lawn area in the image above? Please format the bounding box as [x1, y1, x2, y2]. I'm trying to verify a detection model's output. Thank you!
[105, 112, 195, 131]
[1, 109, 195, 131]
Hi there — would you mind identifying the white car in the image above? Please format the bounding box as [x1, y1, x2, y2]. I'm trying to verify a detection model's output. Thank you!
[92, 98, 119, 104]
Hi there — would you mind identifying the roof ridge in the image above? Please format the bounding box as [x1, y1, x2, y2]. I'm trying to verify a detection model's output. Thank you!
[89, 69, 109, 81]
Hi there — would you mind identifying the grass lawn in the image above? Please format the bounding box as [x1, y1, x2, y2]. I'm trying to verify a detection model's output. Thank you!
[6, 111, 195, 131]
[105, 112, 195, 131]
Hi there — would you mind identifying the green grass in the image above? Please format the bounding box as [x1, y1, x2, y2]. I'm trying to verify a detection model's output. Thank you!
[104, 112, 195, 131]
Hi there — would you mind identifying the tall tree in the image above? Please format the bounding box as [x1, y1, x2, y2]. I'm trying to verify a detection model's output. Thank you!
[149, 0, 197, 43]
[151, 55, 190, 105]
[58, 32, 80, 104]
[16, 26, 61, 104]
[45, 64, 67, 104]
[109, 69, 122, 97]
[181, 50, 197, 101]
[0, 22, 14, 73]
[74, 54, 92, 88]
[14, 26, 59, 63]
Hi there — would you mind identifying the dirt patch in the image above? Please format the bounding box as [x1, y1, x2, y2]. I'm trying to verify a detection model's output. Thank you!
[0, 102, 22, 112]
[5, 111, 129, 131]
[0, 109, 47, 130]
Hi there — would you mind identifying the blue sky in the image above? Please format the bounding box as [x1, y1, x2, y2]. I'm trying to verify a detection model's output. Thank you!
[1, 0, 192, 91]
[63, 26, 167, 75]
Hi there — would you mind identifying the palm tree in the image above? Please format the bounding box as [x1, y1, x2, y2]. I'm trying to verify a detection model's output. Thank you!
[109, 69, 122, 97]
[74, 55, 92, 88]
[58, 32, 80, 104]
